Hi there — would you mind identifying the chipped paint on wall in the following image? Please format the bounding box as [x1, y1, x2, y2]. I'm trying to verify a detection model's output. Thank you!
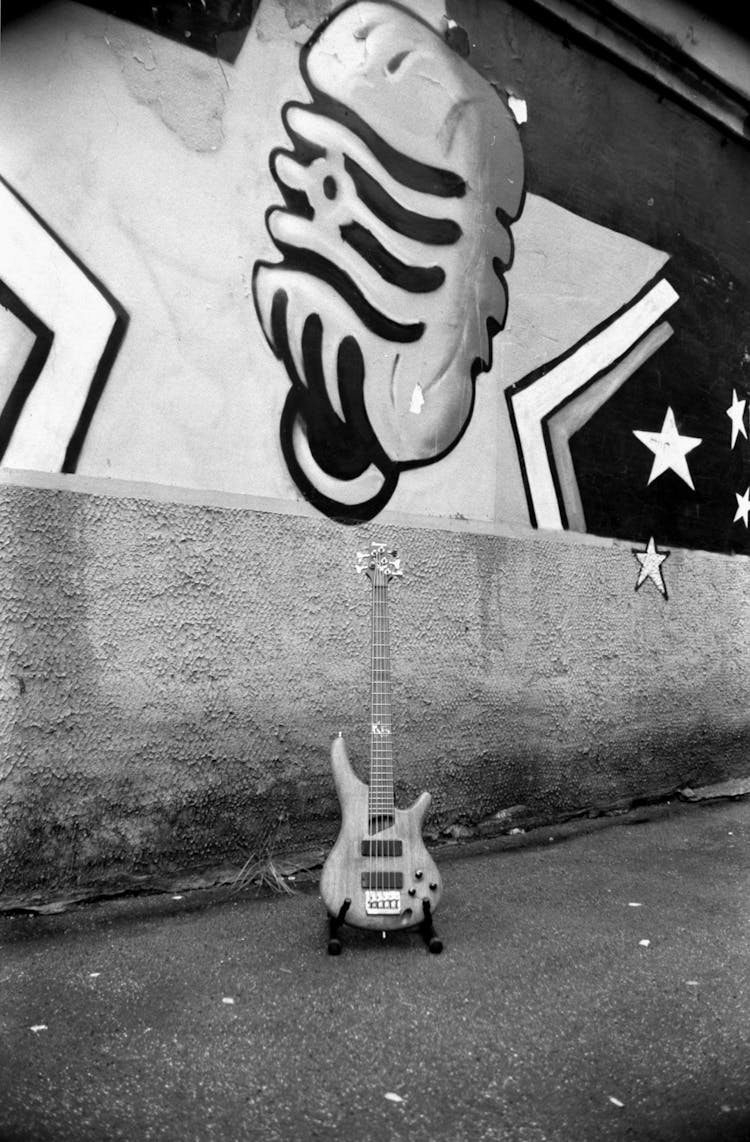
[276, 0, 338, 33]
[105, 23, 229, 153]
[77, 0, 260, 63]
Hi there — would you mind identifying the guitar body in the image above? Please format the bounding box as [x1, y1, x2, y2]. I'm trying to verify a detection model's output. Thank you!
[321, 734, 443, 931]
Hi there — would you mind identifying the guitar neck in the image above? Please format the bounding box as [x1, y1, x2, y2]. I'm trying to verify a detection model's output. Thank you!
[369, 580, 395, 820]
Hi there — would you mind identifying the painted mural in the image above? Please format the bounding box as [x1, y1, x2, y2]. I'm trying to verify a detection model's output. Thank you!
[252, 1, 524, 521]
[0, 0, 748, 562]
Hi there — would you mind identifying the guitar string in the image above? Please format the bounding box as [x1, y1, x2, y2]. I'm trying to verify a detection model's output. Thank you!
[380, 573, 388, 890]
[381, 574, 391, 897]
[373, 571, 383, 894]
[370, 565, 394, 899]
[370, 564, 376, 893]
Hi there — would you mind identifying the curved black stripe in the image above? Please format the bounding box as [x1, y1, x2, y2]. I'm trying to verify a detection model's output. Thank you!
[492, 256, 509, 280]
[271, 244, 425, 344]
[62, 311, 129, 473]
[344, 155, 462, 246]
[280, 389, 399, 524]
[335, 335, 395, 475]
[287, 96, 466, 199]
[269, 147, 315, 222]
[273, 293, 399, 521]
[340, 222, 445, 293]
[301, 313, 372, 480]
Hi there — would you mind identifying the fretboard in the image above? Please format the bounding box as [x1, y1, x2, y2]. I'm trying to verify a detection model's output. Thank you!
[369, 581, 394, 823]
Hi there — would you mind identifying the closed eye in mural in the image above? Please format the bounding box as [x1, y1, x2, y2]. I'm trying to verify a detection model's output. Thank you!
[252, 0, 525, 522]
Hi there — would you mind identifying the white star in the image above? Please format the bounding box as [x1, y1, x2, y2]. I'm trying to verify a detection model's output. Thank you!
[633, 537, 669, 598]
[726, 389, 747, 449]
[734, 488, 750, 527]
[633, 407, 702, 489]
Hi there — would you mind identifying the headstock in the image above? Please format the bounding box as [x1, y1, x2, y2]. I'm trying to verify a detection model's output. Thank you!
[356, 543, 403, 586]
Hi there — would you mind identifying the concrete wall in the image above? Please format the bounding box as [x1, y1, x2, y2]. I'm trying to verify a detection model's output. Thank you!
[3, 474, 750, 901]
[1, 0, 749, 902]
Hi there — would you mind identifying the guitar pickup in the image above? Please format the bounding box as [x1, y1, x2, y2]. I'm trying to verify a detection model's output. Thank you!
[360, 840, 403, 857]
[361, 871, 403, 889]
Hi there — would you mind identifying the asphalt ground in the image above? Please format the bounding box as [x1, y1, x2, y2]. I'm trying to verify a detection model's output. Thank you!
[1, 798, 749, 1142]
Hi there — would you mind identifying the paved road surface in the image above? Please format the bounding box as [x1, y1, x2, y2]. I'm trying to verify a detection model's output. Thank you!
[1, 799, 749, 1141]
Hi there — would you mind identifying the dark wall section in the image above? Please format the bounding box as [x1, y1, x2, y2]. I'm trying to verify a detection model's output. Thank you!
[452, 0, 750, 556]
[2, 1, 261, 62]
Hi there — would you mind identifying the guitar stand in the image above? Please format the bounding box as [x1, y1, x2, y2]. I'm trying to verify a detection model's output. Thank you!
[326, 897, 443, 955]
[419, 898, 443, 954]
[327, 898, 351, 955]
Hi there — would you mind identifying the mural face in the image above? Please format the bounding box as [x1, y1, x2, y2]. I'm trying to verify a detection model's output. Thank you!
[0, 0, 749, 560]
[253, 0, 525, 521]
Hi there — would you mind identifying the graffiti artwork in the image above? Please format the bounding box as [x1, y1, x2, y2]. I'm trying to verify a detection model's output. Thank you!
[252, 0, 687, 540]
[0, 0, 749, 558]
[253, 0, 525, 521]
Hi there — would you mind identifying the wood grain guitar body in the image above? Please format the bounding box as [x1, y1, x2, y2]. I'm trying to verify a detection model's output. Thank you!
[320, 734, 443, 931]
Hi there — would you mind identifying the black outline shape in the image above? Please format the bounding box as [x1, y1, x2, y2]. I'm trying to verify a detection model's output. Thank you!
[632, 537, 670, 600]
[506, 271, 674, 530]
[0, 281, 54, 461]
[339, 221, 445, 293]
[270, 288, 398, 524]
[343, 155, 463, 245]
[258, 235, 425, 345]
[288, 96, 466, 202]
[0, 175, 130, 473]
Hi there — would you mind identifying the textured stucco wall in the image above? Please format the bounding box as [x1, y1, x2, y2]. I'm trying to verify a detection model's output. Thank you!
[2, 478, 750, 901]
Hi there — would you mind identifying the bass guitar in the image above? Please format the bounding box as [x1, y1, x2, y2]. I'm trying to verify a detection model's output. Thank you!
[321, 544, 443, 953]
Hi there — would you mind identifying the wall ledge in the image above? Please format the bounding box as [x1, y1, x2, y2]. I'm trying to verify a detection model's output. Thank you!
[2, 465, 747, 561]
[514, 0, 750, 142]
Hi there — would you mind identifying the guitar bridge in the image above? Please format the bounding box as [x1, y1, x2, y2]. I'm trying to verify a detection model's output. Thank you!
[365, 890, 402, 915]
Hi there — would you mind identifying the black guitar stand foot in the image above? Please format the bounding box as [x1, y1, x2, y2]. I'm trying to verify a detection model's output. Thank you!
[419, 898, 443, 954]
[327, 898, 351, 955]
